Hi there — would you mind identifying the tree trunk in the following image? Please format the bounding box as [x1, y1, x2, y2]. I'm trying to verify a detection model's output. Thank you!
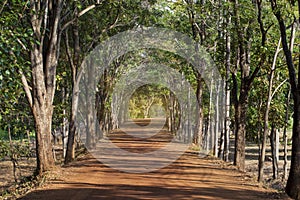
[283, 85, 291, 180]
[258, 37, 281, 182]
[61, 2, 98, 163]
[218, 82, 225, 159]
[203, 117, 210, 151]
[195, 73, 203, 146]
[64, 17, 81, 163]
[32, 102, 55, 174]
[286, 95, 300, 199]
[144, 98, 154, 119]
[25, 0, 64, 174]
[232, 49, 253, 172]
[169, 93, 176, 134]
[224, 13, 231, 161]
[85, 59, 96, 149]
[65, 101, 77, 163]
[207, 77, 214, 152]
[62, 87, 68, 158]
[214, 80, 220, 157]
[234, 93, 248, 172]
[187, 86, 192, 143]
[270, 124, 279, 179]
[185, 0, 204, 146]
[270, 0, 300, 197]
[232, 0, 258, 172]
[224, 76, 230, 161]
[218, 84, 225, 159]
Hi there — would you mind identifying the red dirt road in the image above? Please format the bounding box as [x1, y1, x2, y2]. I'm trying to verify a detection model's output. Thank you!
[19, 119, 285, 200]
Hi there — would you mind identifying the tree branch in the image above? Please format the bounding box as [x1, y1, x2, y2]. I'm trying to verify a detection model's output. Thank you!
[8, 37, 32, 107]
[45, 0, 63, 105]
[85, 11, 121, 53]
[19, 69, 33, 108]
[65, 29, 76, 84]
[61, 4, 98, 32]
[40, 0, 48, 53]
[271, 79, 288, 99]
[0, 0, 7, 14]
[270, 0, 298, 97]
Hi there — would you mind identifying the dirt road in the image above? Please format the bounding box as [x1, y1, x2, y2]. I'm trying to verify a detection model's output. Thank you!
[19, 119, 287, 200]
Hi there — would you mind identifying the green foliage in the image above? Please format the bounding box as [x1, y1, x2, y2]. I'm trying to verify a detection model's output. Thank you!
[0, 139, 31, 160]
[0, 129, 8, 140]
[129, 84, 167, 119]
[0, 0, 299, 181]
[0, 1, 34, 138]
[0, 139, 10, 159]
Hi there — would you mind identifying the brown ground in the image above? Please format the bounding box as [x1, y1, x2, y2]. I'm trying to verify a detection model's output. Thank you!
[17, 119, 290, 200]
[0, 157, 36, 195]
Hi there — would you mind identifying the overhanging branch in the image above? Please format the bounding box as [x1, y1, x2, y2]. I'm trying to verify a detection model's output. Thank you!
[61, 4, 99, 32]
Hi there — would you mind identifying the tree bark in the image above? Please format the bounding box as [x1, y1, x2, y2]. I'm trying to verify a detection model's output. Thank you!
[195, 73, 203, 147]
[286, 94, 300, 199]
[32, 104, 55, 173]
[270, 124, 279, 179]
[214, 80, 220, 157]
[258, 37, 281, 182]
[64, 3, 97, 163]
[25, 0, 64, 174]
[64, 17, 81, 163]
[185, 0, 204, 147]
[62, 87, 68, 158]
[207, 77, 214, 152]
[65, 80, 79, 163]
[223, 11, 231, 161]
[234, 91, 248, 172]
[283, 85, 291, 180]
[85, 58, 97, 149]
[270, 0, 300, 198]
[232, 0, 259, 172]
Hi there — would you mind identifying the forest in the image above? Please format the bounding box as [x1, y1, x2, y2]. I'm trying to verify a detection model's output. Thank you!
[1, 0, 300, 199]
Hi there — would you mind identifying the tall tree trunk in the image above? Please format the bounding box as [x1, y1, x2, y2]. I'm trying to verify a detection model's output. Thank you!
[258, 37, 281, 182]
[195, 73, 203, 147]
[286, 96, 300, 199]
[32, 104, 55, 173]
[232, 49, 253, 172]
[270, 0, 300, 198]
[214, 80, 220, 157]
[270, 124, 279, 179]
[64, 14, 81, 163]
[62, 87, 69, 158]
[61, 2, 98, 164]
[223, 11, 231, 161]
[185, 0, 204, 147]
[283, 85, 291, 180]
[22, 0, 64, 174]
[144, 98, 154, 119]
[170, 93, 176, 134]
[234, 91, 248, 171]
[65, 78, 80, 163]
[85, 59, 96, 149]
[207, 77, 214, 152]
[218, 83, 225, 159]
[232, 0, 259, 172]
